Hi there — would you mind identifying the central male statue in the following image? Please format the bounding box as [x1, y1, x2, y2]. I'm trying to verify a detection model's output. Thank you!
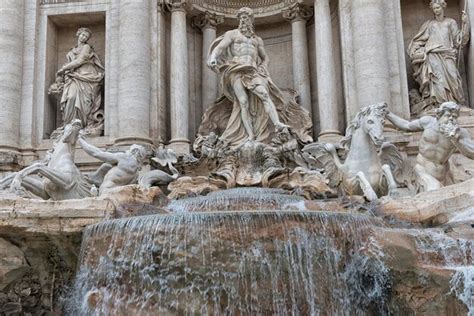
[204, 7, 311, 149]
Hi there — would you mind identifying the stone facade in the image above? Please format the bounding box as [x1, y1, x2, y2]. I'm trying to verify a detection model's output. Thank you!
[0, 0, 473, 172]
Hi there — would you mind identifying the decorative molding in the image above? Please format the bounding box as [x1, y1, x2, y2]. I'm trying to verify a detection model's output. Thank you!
[282, 3, 313, 23]
[192, 11, 224, 30]
[190, 0, 296, 16]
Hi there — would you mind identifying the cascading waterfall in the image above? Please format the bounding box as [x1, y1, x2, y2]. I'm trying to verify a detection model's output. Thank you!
[66, 210, 391, 315]
[412, 229, 474, 314]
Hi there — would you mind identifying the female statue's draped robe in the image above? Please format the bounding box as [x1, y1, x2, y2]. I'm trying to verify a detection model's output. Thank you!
[408, 17, 468, 105]
[60, 44, 104, 129]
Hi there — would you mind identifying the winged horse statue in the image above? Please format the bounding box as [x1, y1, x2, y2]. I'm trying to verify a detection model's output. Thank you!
[302, 102, 404, 201]
[0, 119, 92, 200]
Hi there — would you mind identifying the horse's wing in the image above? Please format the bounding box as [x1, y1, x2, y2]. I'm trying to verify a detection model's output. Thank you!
[302, 143, 342, 188]
[379, 142, 406, 183]
[153, 147, 178, 167]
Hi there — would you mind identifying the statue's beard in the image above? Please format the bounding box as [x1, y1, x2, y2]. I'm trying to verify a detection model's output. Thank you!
[239, 21, 255, 37]
[439, 120, 459, 137]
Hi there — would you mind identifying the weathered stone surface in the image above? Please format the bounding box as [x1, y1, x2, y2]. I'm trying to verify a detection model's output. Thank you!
[372, 227, 470, 315]
[0, 238, 28, 291]
[378, 178, 474, 225]
[0, 193, 113, 234]
[102, 184, 169, 217]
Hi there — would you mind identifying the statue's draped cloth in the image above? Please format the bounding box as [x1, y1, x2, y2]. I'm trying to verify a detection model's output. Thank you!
[61, 46, 105, 127]
[408, 19, 465, 105]
[199, 35, 312, 149]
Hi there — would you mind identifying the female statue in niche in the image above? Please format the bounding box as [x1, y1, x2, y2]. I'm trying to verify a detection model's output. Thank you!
[408, 0, 469, 115]
[50, 27, 105, 137]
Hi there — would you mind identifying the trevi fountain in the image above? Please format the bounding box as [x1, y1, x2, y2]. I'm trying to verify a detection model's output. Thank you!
[0, 0, 474, 315]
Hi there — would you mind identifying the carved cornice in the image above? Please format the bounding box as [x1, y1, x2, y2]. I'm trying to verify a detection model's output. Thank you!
[282, 3, 313, 23]
[190, 0, 296, 17]
[164, 0, 193, 12]
[192, 11, 224, 30]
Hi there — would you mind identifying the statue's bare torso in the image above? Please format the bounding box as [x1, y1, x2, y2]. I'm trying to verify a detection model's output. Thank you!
[228, 30, 260, 68]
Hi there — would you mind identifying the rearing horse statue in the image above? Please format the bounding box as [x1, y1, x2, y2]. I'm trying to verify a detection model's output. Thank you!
[0, 119, 91, 200]
[302, 102, 403, 201]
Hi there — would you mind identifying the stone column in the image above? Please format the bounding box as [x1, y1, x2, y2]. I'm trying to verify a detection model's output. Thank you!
[116, 0, 152, 146]
[351, 0, 391, 110]
[167, 0, 191, 154]
[157, 1, 167, 141]
[193, 11, 224, 112]
[0, 0, 24, 154]
[313, 0, 341, 141]
[283, 3, 313, 117]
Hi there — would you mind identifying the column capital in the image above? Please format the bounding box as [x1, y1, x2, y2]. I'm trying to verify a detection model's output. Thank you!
[165, 0, 192, 13]
[192, 11, 224, 30]
[282, 3, 313, 23]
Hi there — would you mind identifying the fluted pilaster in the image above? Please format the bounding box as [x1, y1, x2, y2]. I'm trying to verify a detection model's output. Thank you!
[167, 0, 192, 154]
[193, 11, 224, 113]
[313, 0, 341, 141]
[283, 3, 313, 120]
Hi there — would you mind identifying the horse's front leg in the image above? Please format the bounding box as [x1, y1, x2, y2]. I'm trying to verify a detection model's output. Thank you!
[18, 176, 49, 199]
[381, 164, 403, 198]
[0, 173, 16, 190]
[9, 163, 45, 193]
[356, 171, 378, 202]
[11, 164, 70, 193]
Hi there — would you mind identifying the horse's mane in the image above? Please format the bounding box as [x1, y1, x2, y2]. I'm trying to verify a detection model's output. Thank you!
[340, 102, 387, 150]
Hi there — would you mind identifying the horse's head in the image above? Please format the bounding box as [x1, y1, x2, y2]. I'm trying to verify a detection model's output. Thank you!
[361, 102, 387, 147]
[62, 119, 83, 144]
[341, 102, 388, 150]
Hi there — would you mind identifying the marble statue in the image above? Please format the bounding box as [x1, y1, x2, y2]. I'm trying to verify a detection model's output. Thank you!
[78, 136, 146, 195]
[0, 120, 92, 200]
[387, 101, 474, 192]
[139, 145, 179, 188]
[302, 103, 404, 201]
[170, 6, 320, 198]
[204, 7, 312, 149]
[50, 27, 105, 137]
[408, 0, 469, 115]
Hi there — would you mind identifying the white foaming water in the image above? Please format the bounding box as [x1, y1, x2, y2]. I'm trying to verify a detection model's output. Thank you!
[450, 267, 474, 316]
[166, 187, 305, 213]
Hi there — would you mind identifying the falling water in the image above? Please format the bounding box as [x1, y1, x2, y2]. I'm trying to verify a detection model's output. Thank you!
[66, 210, 391, 315]
[412, 229, 474, 314]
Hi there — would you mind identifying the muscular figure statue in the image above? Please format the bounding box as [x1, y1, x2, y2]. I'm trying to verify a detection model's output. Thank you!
[387, 102, 474, 192]
[207, 7, 290, 144]
[78, 136, 147, 195]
